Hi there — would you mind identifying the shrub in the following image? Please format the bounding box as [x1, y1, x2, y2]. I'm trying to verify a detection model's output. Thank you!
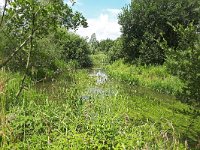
[108, 38, 123, 62]
[166, 23, 200, 103]
[62, 32, 92, 68]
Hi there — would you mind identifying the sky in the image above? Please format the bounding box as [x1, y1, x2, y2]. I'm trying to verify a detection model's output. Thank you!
[66, 0, 131, 40]
[0, 0, 131, 40]
[0, 0, 4, 7]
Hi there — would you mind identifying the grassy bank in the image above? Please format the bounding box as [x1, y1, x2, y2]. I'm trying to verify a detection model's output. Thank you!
[106, 60, 184, 95]
[1, 68, 200, 149]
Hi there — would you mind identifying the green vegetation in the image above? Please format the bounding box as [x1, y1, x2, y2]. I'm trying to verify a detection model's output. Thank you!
[114, 0, 200, 103]
[118, 0, 200, 65]
[90, 52, 108, 67]
[107, 38, 123, 62]
[98, 39, 114, 52]
[1, 69, 200, 149]
[166, 24, 200, 103]
[106, 60, 184, 95]
[61, 31, 92, 68]
[0, 0, 200, 149]
[0, 0, 90, 80]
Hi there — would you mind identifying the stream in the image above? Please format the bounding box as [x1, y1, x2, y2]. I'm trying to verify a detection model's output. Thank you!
[80, 67, 175, 102]
[36, 65, 175, 104]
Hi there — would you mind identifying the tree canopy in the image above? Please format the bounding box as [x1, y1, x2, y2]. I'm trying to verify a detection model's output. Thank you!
[119, 0, 200, 65]
[0, 0, 89, 79]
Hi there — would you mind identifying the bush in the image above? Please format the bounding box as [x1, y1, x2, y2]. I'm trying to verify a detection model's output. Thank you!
[0, 27, 92, 80]
[166, 23, 200, 103]
[108, 38, 123, 62]
[98, 39, 114, 52]
[62, 32, 92, 68]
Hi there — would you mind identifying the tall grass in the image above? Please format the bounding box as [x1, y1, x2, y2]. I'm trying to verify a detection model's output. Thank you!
[106, 60, 184, 95]
[0, 67, 199, 149]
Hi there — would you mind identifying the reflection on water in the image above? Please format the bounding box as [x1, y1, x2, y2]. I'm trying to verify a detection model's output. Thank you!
[36, 67, 175, 103]
[84, 68, 114, 99]
[96, 70, 108, 84]
[89, 68, 108, 84]
[85, 68, 175, 102]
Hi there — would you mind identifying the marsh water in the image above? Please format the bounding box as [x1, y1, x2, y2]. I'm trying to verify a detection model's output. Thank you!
[87, 68, 175, 101]
[36, 66, 175, 104]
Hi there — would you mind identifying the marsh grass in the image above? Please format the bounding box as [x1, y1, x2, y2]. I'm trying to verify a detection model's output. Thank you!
[106, 60, 184, 95]
[0, 63, 199, 149]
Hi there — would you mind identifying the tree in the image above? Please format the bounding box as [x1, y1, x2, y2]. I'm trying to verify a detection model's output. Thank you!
[61, 31, 92, 68]
[166, 23, 200, 103]
[99, 39, 114, 52]
[119, 0, 200, 65]
[108, 38, 123, 62]
[0, 0, 88, 79]
[89, 33, 99, 54]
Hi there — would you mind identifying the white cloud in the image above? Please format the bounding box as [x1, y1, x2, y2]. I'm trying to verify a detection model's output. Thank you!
[105, 8, 121, 16]
[75, 11, 121, 41]
[0, 0, 5, 7]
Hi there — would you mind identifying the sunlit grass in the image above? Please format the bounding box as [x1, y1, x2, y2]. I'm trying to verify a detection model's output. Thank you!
[106, 60, 184, 95]
[0, 68, 199, 149]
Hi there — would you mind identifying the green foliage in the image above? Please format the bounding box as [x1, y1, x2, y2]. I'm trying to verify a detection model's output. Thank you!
[106, 60, 184, 95]
[166, 23, 200, 103]
[108, 38, 123, 62]
[1, 0, 200, 149]
[5, 0, 87, 38]
[90, 52, 108, 67]
[1, 69, 199, 149]
[0, 0, 88, 80]
[119, 0, 200, 65]
[29, 35, 65, 79]
[98, 39, 114, 52]
[61, 32, 92, 68]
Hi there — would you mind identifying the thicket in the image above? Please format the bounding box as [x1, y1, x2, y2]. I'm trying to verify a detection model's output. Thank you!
[118, 0, 200, 65]
[107, 38, 123, 62]
[166, 23, 200, 103]
[61, 31, 92, 68]
[0, 0, 91, 80]
[98, 39, 114, 52]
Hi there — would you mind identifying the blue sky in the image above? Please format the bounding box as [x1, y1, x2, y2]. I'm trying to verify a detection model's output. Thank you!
[66, 0, 130, 18]
[66, 0, 131, 40]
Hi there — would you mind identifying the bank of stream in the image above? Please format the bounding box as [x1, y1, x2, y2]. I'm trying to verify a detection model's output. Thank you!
[34, 55, 200, 149]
